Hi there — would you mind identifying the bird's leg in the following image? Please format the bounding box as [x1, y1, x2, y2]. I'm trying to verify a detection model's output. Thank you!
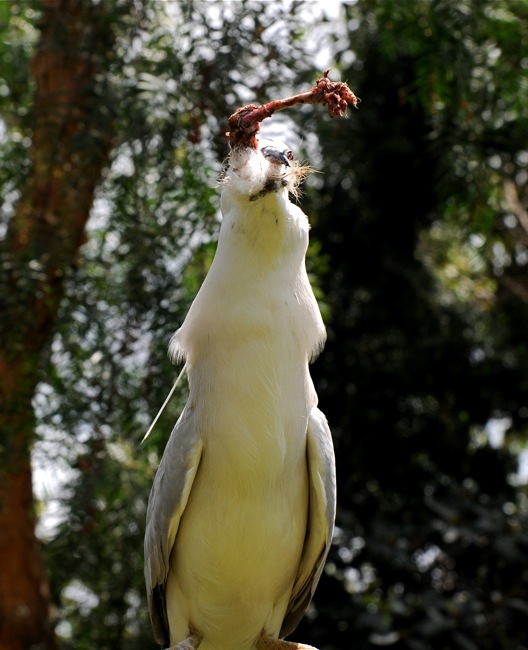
[169, 635, 200, 650]
[255, 635, 319, 650]
[227, 71, 359, 149]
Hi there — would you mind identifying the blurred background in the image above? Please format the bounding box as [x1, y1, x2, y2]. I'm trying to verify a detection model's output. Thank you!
[1, 1, 528, 649]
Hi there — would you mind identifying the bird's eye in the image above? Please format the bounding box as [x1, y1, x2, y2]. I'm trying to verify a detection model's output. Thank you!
[285, 150, 294, 161]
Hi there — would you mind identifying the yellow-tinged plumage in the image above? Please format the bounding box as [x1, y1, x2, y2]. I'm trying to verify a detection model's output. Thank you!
[144, 139, 336, 650]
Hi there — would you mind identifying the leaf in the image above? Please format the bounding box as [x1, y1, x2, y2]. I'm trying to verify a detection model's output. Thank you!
[0, 2, 10, 31]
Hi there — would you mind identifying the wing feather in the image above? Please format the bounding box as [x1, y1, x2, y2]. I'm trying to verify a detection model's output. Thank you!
[144, 406, 203, 646]
[280, 407, 336, 638]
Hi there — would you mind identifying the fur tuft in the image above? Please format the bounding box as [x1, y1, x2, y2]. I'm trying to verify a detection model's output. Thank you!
[221, 141, 313, 201]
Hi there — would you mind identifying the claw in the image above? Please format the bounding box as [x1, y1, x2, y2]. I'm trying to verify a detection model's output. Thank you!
[170, 635, 199, 650]
[255, 635, 318, 650]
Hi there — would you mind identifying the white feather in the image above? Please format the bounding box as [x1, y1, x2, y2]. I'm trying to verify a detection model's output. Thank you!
[145, 140, 334, 650]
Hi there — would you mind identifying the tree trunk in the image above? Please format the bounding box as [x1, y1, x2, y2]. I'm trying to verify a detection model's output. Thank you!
[0, 1, 117, 647]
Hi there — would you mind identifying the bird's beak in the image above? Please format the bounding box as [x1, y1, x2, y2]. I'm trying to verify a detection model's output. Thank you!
[262, 146, 291, 167]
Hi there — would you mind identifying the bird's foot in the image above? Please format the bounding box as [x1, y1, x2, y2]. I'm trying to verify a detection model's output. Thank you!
[170, 636, 199, 650]
[256, 635, 318, 650]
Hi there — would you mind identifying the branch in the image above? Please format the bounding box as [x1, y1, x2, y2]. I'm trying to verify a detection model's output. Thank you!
[227, 70, 359, 149]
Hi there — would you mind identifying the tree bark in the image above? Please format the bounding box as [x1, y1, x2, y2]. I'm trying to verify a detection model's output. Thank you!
[0, 1, 117, 647]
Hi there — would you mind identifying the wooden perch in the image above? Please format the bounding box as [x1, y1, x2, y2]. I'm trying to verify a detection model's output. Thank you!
[227, 70, 359, 149]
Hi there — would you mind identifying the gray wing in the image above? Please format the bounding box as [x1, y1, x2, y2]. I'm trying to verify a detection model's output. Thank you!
[280, 406, 336, 638]
[144, 405, 203, 647]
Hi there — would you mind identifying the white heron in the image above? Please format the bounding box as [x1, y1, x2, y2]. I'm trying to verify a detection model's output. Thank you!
[144, 137, 336, 650]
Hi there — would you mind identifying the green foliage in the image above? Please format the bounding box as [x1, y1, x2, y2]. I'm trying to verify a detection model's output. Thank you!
[43, 438, 154, 649]
[23, 2, 321, 648]
[291, 2, 528, 648]
[0, 3, 37, 233]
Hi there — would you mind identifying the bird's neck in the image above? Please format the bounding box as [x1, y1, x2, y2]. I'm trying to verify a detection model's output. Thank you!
[169, 186, 326, 473]
[171, 185, 326, 381]
[218, 187, 304, 266]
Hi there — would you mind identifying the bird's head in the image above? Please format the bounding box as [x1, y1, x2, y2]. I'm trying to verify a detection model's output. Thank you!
[222, 138, 312, 202]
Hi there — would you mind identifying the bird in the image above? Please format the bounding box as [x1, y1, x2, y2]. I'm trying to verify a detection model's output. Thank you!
[144, 136, 336, 650]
